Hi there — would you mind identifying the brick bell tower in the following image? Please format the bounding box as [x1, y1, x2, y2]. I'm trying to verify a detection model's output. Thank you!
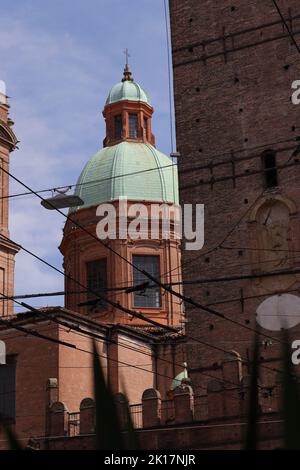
[60, 64, 183, 328]
[170, 0, 300, 399]
[0, 81, 20, 316]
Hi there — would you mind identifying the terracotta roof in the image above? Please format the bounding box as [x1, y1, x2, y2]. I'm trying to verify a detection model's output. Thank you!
[0, 307, 185, 342]
[120, 324, 185, 341]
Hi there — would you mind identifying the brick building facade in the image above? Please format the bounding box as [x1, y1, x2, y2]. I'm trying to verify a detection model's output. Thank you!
[34, 351, 284, 450]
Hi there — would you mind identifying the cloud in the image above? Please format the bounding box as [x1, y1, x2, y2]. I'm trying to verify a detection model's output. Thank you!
[0, 1, 174, 309]
[0, 16, 104, 305]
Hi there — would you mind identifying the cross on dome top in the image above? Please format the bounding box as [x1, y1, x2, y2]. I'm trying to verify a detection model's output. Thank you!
[122, 48, 133, 82]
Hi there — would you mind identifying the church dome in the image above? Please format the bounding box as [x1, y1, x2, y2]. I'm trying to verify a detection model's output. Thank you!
[106, 79, 151, 106]
[71, 141, 178, 211]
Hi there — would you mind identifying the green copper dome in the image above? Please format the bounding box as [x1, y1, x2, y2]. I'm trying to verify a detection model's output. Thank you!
[71, 142, 178, 211]
[106, 80, 151, 106]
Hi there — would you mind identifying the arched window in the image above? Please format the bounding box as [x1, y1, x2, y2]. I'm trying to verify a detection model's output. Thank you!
[262, 150, 278, 188]
[114, 115, 122, 139]
[129, 113, 138, 139]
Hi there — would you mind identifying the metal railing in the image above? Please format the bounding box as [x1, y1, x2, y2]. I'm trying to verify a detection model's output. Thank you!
[130, 403, 143, 429]
[68, 412, 80, 436]
[70, 396, 208, 435]
[194, 395, 208, 421]
[161, 399, 175, 425]
[128, 395, 208, 429]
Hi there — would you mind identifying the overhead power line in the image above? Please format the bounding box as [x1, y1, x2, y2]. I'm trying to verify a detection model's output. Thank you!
[272, 0, 300, 55]
[168, 139, 300, 279]
[169, 266, 300, 286]
[0, 292, 284, 396]
[0, 294, 182, 387]
[5, 283, 152, 301]
[2, 158, 297, 385]
[1, 166, 182, 327]
[0, 170, 294, 396]
[1, 166, 292, 349]
[0, 312, 76, 350]
[204, 286, 300, 308]
[144, 270, 287, 347]
[0, 293, 248, 397]
[3, 136, 297, 202]
[2, 251, 296, 303]
[1, 161, 176, 201]
[0, 230, 175, 334]
[0, 226, 287, 388]
[0, 231, 289, 387]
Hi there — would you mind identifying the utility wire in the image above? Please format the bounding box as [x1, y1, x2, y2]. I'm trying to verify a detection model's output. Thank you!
[2, 157, 298, 382]
[168, 266, 300, 286]
[0, 293, 248, 399]
[168, 140, 300, 279]
[0, 231, 175, 333]
[2, 162, 176, 201]
[272, 0, 300, 55]
[4, 283, 154, 301]
[144, 270, 287, 347]
[0, 239, 289, 388]
[7, 259, 295, 301]
[0, 294, 279, 398]
[163, 0, 174, 153]
[2, 167, 293, 350]
[1, 166, 182, 328]
[180, 159, 300, 190]
[0, 231, 287, 389]
[0, 281, 270, 393]
[4, 136, 297, 202]
[205, 287, 300, 308]
[0, 419, 286, 442]
[0, 301, 179, 386]
[0, 186, 292, 395]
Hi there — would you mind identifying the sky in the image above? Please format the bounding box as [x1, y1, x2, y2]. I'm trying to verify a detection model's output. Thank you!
[0, 0, 175, 310]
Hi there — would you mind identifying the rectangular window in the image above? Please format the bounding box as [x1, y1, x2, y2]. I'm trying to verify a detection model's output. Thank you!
[86, 259, 107, 308]
[114, 115, 122, 139]
[263, 150, 278, 188]
[143, 116, 148, 139]
[129, 114, 138, 139]
[132, 255, 160, 308]
[0, 359, 16, 423]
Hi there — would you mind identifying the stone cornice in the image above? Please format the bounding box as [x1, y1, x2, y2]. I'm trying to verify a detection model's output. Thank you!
[0, 119, 18, 151]
[0, 235, 21, 254]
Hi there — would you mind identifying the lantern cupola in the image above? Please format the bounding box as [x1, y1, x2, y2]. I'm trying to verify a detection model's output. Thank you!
[103, 64, 155, 147]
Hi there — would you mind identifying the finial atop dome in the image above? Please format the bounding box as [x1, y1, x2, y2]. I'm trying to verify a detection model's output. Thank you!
[0, 80, 7, 105]
[122, 48, 133, 82]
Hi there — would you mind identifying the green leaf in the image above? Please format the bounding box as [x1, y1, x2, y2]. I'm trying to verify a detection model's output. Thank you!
[123, 398, 139, 450]
[2, 423, 22, 450]
[92, 340, 124, 450]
